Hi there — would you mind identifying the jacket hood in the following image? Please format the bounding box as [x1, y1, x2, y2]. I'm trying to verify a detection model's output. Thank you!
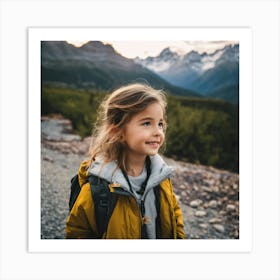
[85, 154, 174, 195]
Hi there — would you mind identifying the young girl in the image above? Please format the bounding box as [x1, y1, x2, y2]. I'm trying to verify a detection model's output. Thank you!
[66, 83, 185, 239]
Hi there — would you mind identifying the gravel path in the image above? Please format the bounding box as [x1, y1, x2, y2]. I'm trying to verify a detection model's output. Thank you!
[41, 146, 86, 239]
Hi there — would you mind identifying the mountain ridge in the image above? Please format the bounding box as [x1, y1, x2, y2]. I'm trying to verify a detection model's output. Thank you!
[41, 41, 201, 98]
[134, 44, 239, 103]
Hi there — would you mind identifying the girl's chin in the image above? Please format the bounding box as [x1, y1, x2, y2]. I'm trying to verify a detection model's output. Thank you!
[146, 150, 159, 156]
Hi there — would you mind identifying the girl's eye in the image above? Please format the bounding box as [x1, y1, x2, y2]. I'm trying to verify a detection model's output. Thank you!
[158, 122, 164, 128]
[142, 121, 151, 127]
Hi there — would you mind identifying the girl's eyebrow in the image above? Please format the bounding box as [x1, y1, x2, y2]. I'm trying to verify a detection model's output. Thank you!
[138, 117, 163, 122]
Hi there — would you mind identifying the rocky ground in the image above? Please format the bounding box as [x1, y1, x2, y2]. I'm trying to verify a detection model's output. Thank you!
[41, 116, 239, 239]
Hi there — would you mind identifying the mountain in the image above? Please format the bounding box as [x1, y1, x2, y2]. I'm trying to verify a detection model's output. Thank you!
[41, 41, 201, 98]
[134, 47, 180, 72]
[135, 44, 239, 103]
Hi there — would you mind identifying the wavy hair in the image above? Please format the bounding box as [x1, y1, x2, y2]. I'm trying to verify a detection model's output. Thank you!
[88, 83, 167, 172]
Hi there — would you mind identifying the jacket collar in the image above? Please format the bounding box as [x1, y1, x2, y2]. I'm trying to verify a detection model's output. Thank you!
[87, 154, 174, 193]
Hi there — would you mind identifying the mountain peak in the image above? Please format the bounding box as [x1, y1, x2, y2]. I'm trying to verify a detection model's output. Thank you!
[134, 47, 180, 73]
[185, 50, 201, 60]
[80, 41, 116, 54]
[41, 41, 78, 60]
[159, 47, 177, 57]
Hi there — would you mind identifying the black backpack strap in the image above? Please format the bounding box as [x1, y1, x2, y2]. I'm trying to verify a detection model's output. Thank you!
[154, 184, 161, 238]
[69, 174, 81, 211]
[88, 175, 118, 238]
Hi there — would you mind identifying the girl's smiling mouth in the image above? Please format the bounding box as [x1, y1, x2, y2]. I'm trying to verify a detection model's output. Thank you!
[145, 141, 160, 148]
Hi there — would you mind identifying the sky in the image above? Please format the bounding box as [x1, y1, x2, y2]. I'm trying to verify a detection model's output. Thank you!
[67, 40, 238, 59]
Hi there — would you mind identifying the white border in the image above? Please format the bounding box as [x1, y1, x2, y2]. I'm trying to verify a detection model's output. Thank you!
[1, 1, 279, 279]
[28, 27, 252, 253]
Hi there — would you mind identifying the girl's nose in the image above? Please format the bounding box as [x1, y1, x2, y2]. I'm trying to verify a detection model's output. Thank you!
[153, 125, 162, 136]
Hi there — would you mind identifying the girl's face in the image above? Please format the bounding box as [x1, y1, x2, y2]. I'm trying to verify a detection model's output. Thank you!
[122, 102, 165, 161]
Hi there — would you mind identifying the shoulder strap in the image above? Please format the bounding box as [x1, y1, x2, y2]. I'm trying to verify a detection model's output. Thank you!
[153, 184, 161, 238]
[69, 174, 81, 211]
[88, 175, 118, 238]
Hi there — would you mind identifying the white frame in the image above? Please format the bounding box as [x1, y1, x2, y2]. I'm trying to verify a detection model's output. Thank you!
[28, 27, 252, 253]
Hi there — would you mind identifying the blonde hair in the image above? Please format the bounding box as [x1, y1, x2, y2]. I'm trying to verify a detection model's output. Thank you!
[89, 83, 167, 172]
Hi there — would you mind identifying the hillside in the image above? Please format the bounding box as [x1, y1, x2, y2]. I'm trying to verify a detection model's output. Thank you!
[41, 41, 200, 98]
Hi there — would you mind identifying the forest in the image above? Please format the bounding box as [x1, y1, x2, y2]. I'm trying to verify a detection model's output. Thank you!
[41, 85, 239, 173]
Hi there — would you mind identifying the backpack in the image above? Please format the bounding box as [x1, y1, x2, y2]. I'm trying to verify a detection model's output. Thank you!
[69, 174, 118, 238]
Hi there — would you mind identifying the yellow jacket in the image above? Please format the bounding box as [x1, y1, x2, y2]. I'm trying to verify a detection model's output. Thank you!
[66, 156, 185, 239]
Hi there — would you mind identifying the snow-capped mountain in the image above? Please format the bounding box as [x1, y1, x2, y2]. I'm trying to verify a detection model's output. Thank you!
[134, 48, 180, 72]
[135, 44, 239, 103]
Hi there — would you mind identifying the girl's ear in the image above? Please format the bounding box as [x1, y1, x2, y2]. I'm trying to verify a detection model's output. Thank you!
[119, 133, 125, 142]
[118, 129, 125, 142]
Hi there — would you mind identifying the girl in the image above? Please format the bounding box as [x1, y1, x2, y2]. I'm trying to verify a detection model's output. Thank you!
[66, 83, 185, 239]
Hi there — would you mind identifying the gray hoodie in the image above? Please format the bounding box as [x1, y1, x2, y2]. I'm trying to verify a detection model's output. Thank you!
[87, 154, 174, 238]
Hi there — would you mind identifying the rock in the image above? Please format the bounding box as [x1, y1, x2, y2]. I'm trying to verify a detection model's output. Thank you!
[195, 210, 207, 217]
[233, 230, 239, 238]
[226, 204, 236, 212]
[219, 210, 226, 216]
[209, 218, 222, 224]
[201, 186, 210, 192]
[193, 185, 199, 191]
[190, 199, 203, 208]
[211, 186, 220, 193]
[179, 184, 186, 190]
[224, 185, 230, 191]
[204, 179, 215, 186]
[213, 224, 225, 233]
[180, 191, 187, 197]
[199, 223, 208, 229]
[43, 156, 53, 162]
[208, 200, 218, 208]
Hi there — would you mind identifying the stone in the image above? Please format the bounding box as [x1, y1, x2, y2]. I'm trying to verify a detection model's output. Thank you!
[181, 191, 187, 197]
[201, 186, 210, 192]
[224, 185, 230, 191]
[199, 223, 208, 229]
[209, 218, 222, 224]
[226, 204, 236, 212]
[211, 186, 220, 193]
[213, 224, 225, 233]
[190, 199, 203, 208]
[43, 156, 53, 162]
[233, 230, 239, 238]
[195, 210, 207, 217]
[219, 210, 226, 216]
[179, 184, 186, 190]
[208, 200, 218, 208]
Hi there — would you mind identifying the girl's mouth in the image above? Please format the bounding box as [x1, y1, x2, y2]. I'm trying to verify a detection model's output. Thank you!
[146, 141, 160, 148]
